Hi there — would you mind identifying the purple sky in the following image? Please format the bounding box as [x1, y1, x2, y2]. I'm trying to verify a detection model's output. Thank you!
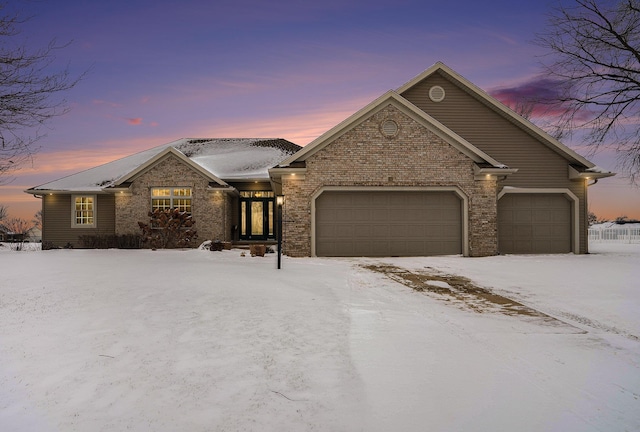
[2, 0, 639, 221]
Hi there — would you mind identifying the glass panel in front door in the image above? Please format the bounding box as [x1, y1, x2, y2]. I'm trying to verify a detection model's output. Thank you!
[251, 201, 264, 236]
[241, 201, 247, 236]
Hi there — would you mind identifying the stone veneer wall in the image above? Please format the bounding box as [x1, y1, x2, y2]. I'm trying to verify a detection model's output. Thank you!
[282, 104, 499, 257]
[114, 154, 232, 244]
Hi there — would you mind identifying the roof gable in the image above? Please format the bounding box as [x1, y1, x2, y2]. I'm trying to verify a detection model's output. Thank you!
[113, 147, 228, 187]
[277, 90, 505, 168]
[397, 62, 604, 170]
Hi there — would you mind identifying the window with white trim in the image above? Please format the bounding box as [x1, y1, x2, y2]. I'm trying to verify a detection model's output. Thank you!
[72, 195, 96, 228]
[151, 187, 192, 213]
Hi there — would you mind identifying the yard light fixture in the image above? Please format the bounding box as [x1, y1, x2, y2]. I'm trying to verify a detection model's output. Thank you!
[276, 195, 284, 269]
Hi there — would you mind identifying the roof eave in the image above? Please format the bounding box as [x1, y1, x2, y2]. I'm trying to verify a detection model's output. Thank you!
[474, 165, 519, 180]
[24, 188, 106, 195]
[569, 165, 616, 180]
[268, 167, 307, 195]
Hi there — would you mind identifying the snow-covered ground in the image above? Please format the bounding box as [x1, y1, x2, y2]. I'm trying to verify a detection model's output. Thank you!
[1, 243, 638, 431]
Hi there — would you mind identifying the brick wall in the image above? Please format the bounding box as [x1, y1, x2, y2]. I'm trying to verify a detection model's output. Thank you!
[282, 104, 499, 257]
[114, 154, 232, 244]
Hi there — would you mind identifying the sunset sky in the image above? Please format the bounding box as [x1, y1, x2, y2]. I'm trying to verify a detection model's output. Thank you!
[1, 0, 639, 221]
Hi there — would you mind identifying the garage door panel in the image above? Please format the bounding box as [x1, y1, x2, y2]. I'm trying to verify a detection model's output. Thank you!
[439, 224, 461, 237]
[533, 225, 555, 237]
[514, 210, 533, 223]
[389, 225, 410, 237]
[532, 209, 553, 222]
[371, 210, 390, 221]
[316, 191, 462, 257]
[498, 193, 571, 254]
[353, 224, 373, 237]
[388, 194, 409, 206]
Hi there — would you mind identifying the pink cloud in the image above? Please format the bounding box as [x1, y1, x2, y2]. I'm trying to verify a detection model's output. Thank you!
[489, 76, 594, 123]
[127, 117, 143, 125]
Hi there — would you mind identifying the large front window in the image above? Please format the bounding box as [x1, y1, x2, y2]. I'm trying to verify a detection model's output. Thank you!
[72, 195, 96, 228]
[151, 187, 192, 213]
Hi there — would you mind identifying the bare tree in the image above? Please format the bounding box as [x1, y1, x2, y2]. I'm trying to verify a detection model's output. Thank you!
[0, 203, 7, 222]
[32, 209, 42, 229]
[0, 2, 81, 184]
[2, 216, 33, 250]
[536, 0, 640, 181]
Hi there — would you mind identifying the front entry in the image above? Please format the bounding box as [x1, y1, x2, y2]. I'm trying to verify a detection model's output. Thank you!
[239, 191, 275, 240]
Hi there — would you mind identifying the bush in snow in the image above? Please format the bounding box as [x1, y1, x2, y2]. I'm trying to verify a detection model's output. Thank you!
[138, 209, 197, 249]
[78, 234, 142, 249]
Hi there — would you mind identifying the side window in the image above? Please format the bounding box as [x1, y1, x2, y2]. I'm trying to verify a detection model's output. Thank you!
[71, 195, 96, 228]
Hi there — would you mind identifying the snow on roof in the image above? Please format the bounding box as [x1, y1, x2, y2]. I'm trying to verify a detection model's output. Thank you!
[585, 165, 610, 174]
[27, 138, 301, 192]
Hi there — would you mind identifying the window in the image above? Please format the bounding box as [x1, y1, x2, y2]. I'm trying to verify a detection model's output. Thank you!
[240, 191, 274, 198]
[151, 187, 192, 213]
[72, 195, 96, 228]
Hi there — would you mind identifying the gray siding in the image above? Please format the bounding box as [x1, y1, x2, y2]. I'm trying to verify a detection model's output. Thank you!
[43, 194, 116, 248]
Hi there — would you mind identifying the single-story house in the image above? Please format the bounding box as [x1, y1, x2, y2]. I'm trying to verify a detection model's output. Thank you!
[26, 62, 614, 256]
[26, 139, 301, 247]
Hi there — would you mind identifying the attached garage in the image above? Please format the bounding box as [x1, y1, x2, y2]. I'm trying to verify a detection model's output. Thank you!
[498, 193, 572, 254]
[314, 190, 463, 257]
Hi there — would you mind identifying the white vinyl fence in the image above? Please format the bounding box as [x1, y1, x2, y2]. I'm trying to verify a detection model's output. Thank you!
[588, 225, 640, 243]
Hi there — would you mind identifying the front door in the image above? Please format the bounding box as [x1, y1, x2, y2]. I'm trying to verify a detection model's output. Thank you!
[239, 192, 275, 240]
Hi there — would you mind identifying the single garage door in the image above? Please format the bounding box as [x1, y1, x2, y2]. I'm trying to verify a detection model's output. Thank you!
[315, 191, 462, 257]
[498, 193, 572, 254]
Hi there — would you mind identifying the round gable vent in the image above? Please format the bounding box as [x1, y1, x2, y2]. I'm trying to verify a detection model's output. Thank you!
[429, 85, 446, 102]
[381, 120, 399, 137]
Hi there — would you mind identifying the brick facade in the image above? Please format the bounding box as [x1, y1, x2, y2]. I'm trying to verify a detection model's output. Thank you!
[281, 104, 499, 257]
[114, 154, 233, 243]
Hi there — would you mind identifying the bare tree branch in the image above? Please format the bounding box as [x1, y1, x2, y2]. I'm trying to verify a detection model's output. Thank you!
[535, 0, 640, 181]
[0, 2, 82, 184]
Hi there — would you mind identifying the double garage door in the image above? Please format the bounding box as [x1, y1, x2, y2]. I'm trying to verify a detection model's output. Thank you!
[315, 191, 462, 257]
[498, 193, 572, 254]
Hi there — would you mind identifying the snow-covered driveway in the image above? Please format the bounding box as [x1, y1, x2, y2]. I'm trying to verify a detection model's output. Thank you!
[1, 244, 638, 431]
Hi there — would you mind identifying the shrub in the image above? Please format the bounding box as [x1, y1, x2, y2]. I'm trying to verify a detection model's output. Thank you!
[138, 209, 197, 249]
[41, 241, 56, 250]
[78, 234, 142, 249]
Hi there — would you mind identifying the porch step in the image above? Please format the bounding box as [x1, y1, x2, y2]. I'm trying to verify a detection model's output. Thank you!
[232, 241, 277, 250]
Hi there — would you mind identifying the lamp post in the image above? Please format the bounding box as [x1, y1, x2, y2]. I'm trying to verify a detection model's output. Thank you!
[276, 195, 284, 269]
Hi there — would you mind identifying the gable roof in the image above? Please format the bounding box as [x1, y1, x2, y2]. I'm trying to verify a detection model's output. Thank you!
[113, 146, 229, 187]
[26, 138, 301, 194]
[396, 62, 608, 171]
[276, 90, 508, 168]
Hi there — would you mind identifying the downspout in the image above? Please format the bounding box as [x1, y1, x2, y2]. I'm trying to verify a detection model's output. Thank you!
[584, 178, 598, 254]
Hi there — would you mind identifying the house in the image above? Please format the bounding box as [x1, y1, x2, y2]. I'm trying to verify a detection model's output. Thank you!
[269, 62, 613, 257]
[26, 62, 613, 256]
[25, 139, 301, 247]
